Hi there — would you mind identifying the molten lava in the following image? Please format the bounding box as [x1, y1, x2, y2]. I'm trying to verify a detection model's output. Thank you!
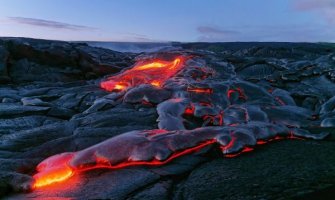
[33, 153, 75, 188]
[184, 104, 195, 115]
[32, 139, 215, 188]
[100, 56, 188, 91]
[33, 165, 74, 188]
[32, 127, 318, 189]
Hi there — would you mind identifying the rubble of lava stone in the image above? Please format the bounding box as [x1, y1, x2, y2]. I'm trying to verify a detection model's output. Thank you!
[1, 38, 335, 199]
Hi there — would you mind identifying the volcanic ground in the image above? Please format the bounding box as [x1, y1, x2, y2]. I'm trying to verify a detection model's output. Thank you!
[0, 38, 335, 200]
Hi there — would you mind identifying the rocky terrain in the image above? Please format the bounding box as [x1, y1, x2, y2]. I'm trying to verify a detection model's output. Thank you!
[0, 38, 335, 199]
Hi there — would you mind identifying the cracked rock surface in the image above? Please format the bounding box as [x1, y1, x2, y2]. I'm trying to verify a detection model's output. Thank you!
[1, 39, 335, 199]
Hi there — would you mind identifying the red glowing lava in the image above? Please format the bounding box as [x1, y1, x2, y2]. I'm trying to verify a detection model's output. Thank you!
[227, 88, 247, 100]
[32, 128, 310, 189]
[32, 140, 215, 188]
[100, 56, 189, 91]
[187, 87, 213, 94]
[203, 111, 224, 126]
[76, 139, 216, 171]
[184, 104, 195, 115]
[33, 153, 75, 188]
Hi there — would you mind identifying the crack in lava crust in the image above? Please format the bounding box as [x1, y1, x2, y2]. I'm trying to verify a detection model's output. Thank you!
[32, 53, 329, 189]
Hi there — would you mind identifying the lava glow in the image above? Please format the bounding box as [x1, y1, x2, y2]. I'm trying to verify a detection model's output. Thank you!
[33, 166, 74, 188]
[75, 140, 216, 171]
[33, 153, 75, 188]
[227, 88, 247, 100]
[32, 130, 311, 189]
[100, 56, 188, 91]
[187, 87, 213, 94]
[203, 111, 224, 126]
[32, 140, 215, 188]
[184, 104, 195, 115]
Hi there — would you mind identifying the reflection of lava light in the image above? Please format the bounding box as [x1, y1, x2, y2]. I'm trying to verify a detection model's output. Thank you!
[275, 97, 286, 106]
[141, 99, 154, 106]
[100, 56, 188, 91]
[187, 88, 213, 94]
[199, 102, 212, 107]
[256, 140, 267, 145]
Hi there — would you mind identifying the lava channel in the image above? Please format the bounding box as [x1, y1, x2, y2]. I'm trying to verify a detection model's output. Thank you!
[100, 55, 189, 91]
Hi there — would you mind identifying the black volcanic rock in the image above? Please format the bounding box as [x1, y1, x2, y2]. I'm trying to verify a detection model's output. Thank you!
[0, 46, 10, 83]
[0, 37, 135, 83]
[173, 140, 335, 200]
[0, 103, 50, 118]
[0, 38, 335, 199]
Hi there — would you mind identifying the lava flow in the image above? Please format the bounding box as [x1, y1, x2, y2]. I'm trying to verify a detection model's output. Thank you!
[30, 53, 329, 190]
[100, 55, 188, 91]
[33, 153, 75, 188]
[31, 125, 318, 189]
[32, 132, 216, 189]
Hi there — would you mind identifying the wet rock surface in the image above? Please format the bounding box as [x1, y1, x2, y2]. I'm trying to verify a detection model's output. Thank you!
[1, 38, 335, 199]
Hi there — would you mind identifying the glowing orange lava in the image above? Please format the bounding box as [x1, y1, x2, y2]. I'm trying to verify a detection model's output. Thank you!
[33, 153, 74, 189]
[100, 56, 188, 91]
[32, 131, 306, 189]
[33, 165, 74, 188]
[32, 140, 215, 188]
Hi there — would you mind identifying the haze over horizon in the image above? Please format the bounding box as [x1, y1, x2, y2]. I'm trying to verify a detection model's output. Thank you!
[0, 0, 334, 42]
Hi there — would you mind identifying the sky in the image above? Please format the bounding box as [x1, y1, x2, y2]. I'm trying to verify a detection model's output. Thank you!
[0, 0, 334, 42]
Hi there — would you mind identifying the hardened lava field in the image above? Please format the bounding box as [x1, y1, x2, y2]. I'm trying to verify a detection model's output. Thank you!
[0, 38, 335, 199]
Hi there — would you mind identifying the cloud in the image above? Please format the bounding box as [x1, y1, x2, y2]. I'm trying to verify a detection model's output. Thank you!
[197, 26, 239, 35]
[196, 26, 240, 42]
[7, 17, 95, 31]
[112, 32, 164, 42]
[195, 24, 335, 42]
[249, 25, 335, 42]
[293, 0, 335, 25]
[124, 33, 157, 42]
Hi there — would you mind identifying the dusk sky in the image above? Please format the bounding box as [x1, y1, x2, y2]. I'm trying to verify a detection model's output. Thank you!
[0, 0, 334, 42]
